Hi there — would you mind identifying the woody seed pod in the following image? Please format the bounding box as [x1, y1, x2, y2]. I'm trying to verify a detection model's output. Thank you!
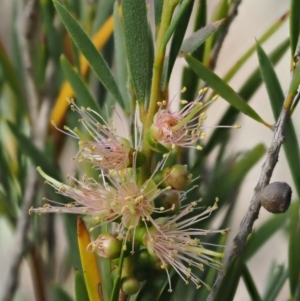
[261, 182, 292, 213]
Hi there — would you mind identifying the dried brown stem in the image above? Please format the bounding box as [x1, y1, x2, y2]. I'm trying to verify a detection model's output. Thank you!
[207, 108, 290, 301]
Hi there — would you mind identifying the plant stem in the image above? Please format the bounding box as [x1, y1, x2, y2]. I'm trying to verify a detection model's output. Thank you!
[207, 107, 290, 300]
[110, 247, 126, 301]
[140, 0, 179, 182]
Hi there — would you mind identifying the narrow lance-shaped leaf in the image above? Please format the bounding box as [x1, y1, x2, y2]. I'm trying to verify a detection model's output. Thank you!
[242, 207, 291, 261]
[75, 269, 90, 301]
[7, 121, 60, 180]
[256, 42, 300, 197]
[256, 42, 284, 111]
[180, 19, 224, 56]
[122, 0, 149, 102]
[288, 201, 300, 296]
[241, 264, 262, 301]
[224, 11, 289, 83]
[162, 0, 194, 89]
[290, 0, 300, 56]
[60, 55, 101, 113]
[77, 217, 102, 301]
[287, 62, 300, 98]
[50, 14, 114, 128]
[213, 257, 242, 301]
[203, 38, 289, 155]
[0, 41, 24, 107]
[263, 264, 288, 301]
[136, 270, 175, 301]
[185, 54, 272, 128]
[197, 144, 266, 216]
[52, 285, 74, 301]
[113, 3, 130, 111]
[53, 1, 124, 108]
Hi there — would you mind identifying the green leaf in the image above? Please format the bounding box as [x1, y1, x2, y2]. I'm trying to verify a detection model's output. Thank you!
[203, 0, 229, 64]
[241, 264, 262, 301]
[185, 55, 271, 127]
[224, 11, 289, 83]
[136, 270, 175, 301]
[52, 284, 74, 301]
[180, 19, 224, 56]
[199, 144, 266, 210]
[179, 0, 207, 102]
[160, 0, 192, 52]
[191, 0, 207, 61]
[154, 0, 164, 27]
[113, 3, 130, 111]
[6, 121, 60, 180]
[60, 55, 100, 112]
[213, 257, 242, 301]
[257, 43, 300, 197]
[263, 264, 288, 301]
[92, 0, 114, 34]
[204, 38, 289, 155]
[256, 42, 284, 111]
[40, 0, 62, 61]
[290, 0, 300, 56]
[53, 1, 124, 108]
[122, 0, 149, 103]
[243, 208, 290, 261]
[0, 41, 24, 107]
[162, 0, 194, 89]
[288, 59, 300, 98]
[75, 269, 90, 301]
[288, 201, 300, 296]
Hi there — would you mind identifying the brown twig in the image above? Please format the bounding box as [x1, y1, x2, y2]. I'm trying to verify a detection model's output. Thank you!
[2, 166, 39, 301]
[1, 1, 53, 300]
[207, 107, 290, 301]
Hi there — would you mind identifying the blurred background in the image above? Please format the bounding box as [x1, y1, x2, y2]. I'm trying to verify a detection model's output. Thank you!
[0, 0, 295, 300]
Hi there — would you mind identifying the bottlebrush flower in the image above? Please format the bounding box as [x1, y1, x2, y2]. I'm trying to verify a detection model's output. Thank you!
[53, 100, 132, 171]
[136, 198, 229, 292]
[30, 155, 178, 253]
[29, 167, 118, 222]
[148, 88, 240, 152]
[147, 88, 208, 152]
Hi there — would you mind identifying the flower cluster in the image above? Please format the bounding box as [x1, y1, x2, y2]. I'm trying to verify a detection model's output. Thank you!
[30, 95, 237, 294]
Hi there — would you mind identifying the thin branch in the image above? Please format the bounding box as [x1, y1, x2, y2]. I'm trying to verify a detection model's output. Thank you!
[208, 0, 243, 70]
[1, 0, 54, 300]
[2, 166, 39, 301]
[207, 107, 290, 301]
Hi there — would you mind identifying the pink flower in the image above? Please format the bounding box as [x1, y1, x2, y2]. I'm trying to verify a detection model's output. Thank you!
[148, 88, 240, 152]
[53, 100, 132, 171]
[137, 198, 228, 292]
[148, 89, 208, 152]
[29, 167, 118, 224]
[30, 155, 177, 253]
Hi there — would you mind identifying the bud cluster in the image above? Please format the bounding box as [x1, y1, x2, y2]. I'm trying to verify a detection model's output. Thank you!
[30, 92, 238, 294]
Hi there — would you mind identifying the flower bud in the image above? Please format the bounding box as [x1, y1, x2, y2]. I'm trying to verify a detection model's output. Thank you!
[154, 191, 181, 216]
[137, 248, 157, 268]
[89, 233, 121, 259]
[121, 276, 140, 295]
[147, 129, 171, 153]
[261, 182, 292, 213]
[163, 164, 191, 190]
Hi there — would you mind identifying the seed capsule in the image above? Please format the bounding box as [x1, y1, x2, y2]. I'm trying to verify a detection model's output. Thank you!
[121, 276, 140, 295]
[261, 182, 292, 213]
